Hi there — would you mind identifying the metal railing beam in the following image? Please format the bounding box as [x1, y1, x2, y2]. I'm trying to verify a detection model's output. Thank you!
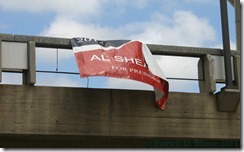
[0, 34, 240, 57]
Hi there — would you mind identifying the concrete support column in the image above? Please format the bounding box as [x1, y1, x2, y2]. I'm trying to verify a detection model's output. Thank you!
[217, 88, 240, 112]
[198, 54, 216, 93]
[23, 41, 36, 85]
[217, 55, 240, 112]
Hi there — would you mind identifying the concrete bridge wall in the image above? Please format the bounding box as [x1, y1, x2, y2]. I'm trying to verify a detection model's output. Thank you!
[0, 84, 240, 147]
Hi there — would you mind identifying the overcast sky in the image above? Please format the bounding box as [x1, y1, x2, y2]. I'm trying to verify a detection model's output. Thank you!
[0, 0, 238, 92]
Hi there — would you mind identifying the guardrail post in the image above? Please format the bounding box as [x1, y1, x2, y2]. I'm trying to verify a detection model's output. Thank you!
[198, 54, 216, 93]
[23, 41, 36, 85]
[233, 55, 240, 89]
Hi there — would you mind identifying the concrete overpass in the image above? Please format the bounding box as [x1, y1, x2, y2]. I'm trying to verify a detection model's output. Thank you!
[0, 1, 241, 146]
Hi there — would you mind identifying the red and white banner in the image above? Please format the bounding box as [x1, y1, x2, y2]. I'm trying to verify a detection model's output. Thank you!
[71, 38, 168, 109]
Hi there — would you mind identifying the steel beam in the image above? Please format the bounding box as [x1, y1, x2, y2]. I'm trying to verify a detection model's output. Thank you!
[234, 0, 241, 52]
[228, 0, 234, 6]
[219, 0, 235, 89]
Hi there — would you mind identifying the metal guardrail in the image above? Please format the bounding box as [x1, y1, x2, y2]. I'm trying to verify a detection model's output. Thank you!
[0, 34, 240, 56]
